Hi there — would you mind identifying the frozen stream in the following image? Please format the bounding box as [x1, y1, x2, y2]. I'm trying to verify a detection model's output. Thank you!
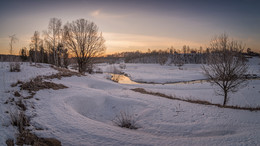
[110, 73, 207, 85]
[110, 73, 260, 85]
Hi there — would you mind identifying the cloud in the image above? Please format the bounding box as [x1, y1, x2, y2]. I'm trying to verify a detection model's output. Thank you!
[90, 9, 127, 19]
[91, 9, 101, 17]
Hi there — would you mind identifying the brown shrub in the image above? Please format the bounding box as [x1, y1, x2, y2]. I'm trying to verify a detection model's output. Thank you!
[16, 130, 61, 146]
[14, 91, 21, 97]
[11, 80, 23, 87]
[20, 79, 67, 92]
[16, 100, 27, 111]
[6, 139, 14, 146]
[9, 62, 21, 72]
[113, 111, 138, 130]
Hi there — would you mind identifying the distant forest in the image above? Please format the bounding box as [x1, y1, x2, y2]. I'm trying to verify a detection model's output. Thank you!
[97, 47, 259, 65]
[0, 47, 259, 67]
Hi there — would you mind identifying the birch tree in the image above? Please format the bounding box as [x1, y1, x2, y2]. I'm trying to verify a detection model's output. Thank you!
[31, 31, 41, 65]
[9, 34, 18, 56]
[44, 18, 62, 66]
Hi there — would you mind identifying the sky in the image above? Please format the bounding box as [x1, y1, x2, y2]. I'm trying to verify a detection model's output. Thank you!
[0, 0, 260, 55]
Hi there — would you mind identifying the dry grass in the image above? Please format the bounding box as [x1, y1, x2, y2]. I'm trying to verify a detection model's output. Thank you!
[20, 76, 67, 92]
[5, 139, 14, 146]
[11, 66, 81, 92]
[9, 62, 21, 72]
[16, 99, 27, 111]
[8, 108, 61, 146]
[49, 65, 82, 79]
[9, 109, 30, 133]
[7, 65, 72, 145]
[16, 130, 61, 146]
[113, 111, 138, 130]
[131, 88, 260, 111]
[14, 91, 21, 97]
[9, 107, 61, 146]
[11, 80, 23, 87]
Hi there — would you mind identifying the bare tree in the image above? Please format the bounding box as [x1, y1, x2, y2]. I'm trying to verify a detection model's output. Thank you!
[182, 45, 187, 54]
[19, 47, 28, 61]
[9, 34, 18, 55]
[44, 18, 62, 66]
[202, 34, 248, 106]
[64, 19, 106, 73]
[39, 40, 45, 63]
[31, 31, 41, 65]
[44, 40, 52, 64]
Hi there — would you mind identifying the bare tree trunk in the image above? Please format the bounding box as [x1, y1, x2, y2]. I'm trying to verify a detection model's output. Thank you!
[53, 47, 56, 65]
[34, 47, 37, 65]
[78, 61, 83, 73]
[9, 35, 18, 62]
[48, 46, 51, 64]
[34, 40, 37, 65]
[223, 90, 228, 106]
[53, 30, 56, 66]
[31, 31, 40, 66]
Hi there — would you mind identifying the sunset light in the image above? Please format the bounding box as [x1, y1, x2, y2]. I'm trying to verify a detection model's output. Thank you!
[0, 0, 259, 55]
[0, 1, 260, 145]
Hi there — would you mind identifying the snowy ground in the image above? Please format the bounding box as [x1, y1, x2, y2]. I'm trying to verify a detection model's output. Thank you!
[0, 62, 58, 145]
[1, 57, 260, 145]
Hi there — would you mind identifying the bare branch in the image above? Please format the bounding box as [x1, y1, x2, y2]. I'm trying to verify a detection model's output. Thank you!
[9, 34, 19, 55]
[64, 19, 106, 73]
[201, 34, 248, 106]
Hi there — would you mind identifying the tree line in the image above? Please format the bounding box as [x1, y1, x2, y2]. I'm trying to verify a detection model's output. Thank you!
[16, 18, 106, 73]
[103, 46, 210, 66]
[103, 45, 258, 67]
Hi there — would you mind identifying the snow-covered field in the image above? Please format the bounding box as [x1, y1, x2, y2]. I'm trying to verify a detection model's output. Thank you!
[0, 62, 58, 145]
[1, 57, 260, 145]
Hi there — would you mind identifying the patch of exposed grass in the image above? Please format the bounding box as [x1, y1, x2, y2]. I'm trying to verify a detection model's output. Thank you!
[16, 130, 61, 146]
[11, 66, 81, 91]
[113, 111, 138, 130]
[7, 65, 73, 145]
[5, 139, 14, 146]
[14, 91, 21, 97]
[131, 88, 260, 111]
[9, 62, 21, 72]
[9, 109, 30, 133]
[16, 100, 27, 111]
[49, 65, 83, 79]
[11, 80, 23, 87]
[20, 77, 67, 92]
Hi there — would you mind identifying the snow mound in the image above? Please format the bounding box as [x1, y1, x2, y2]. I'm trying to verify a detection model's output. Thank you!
[66, 94, 146, 124]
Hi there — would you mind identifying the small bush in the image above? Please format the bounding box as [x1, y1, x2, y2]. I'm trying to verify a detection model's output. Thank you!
[16, 130, 61, 146]
[107, 65, 122, 74]
[119, 63, 126, 69]
[20, 77, 68, 92]
[14, 91, 21, 97]
[9, 62, 21, 72]
[94, 68, 103, 74]
[16, 100, 27, 111]
[11, 80, 24, 87]
[113, 111, 138, 129]
[9, 109, 29, 133]
[86, 64, 94, 74]
[5, 139, 14, 146]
